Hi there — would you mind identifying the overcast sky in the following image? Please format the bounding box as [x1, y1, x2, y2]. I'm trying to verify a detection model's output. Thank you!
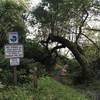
[32, 0, 41, 5]
[29, 0, 41, 8]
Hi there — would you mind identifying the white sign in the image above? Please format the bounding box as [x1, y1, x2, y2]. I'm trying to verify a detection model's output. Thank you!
[8, 32, 18, 44]
[4, 44, 24, 58]
[10, 58, 20, 66]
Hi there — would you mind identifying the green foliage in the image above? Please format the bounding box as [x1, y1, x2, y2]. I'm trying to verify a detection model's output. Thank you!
[0, 0, 26, 47]
[57, 55, 69, 66]
[88, 80, 100, 92]
[32, 6, 52, 24]
[24, 40, 56, 72]
[32, 0, 94, 30]
[83, 43, 100, 62]
[0, 57, 45, 84]
[0, 39, 56, 84]
[67, 59, 83, 85]
[0, 77, 90, 100]
[0, 58, 31, 84]
[82, 43, 100, 80]
[0, 83, 33, 100]
[0, 53, 11, 84]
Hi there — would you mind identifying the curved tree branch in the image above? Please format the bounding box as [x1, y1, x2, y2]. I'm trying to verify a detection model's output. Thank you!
[51, 45, 65, 54]
[41, 34, 89, 68]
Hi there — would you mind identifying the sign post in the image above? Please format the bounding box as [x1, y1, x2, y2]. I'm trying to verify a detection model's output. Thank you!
[13, 66, 17, 85]
[10, 58, 20, 84]
[4, 32, 24, 85]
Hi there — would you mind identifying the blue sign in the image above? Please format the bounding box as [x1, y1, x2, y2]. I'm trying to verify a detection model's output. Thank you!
[8, 32, 18, 43]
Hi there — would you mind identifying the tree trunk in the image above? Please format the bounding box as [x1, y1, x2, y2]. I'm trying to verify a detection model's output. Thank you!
[48, 34, 91, 82]
[49, 34, 89, 66]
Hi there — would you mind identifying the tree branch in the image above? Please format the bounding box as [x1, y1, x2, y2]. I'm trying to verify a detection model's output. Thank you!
[51, 45, 65, 54]
[76, 8, 89, 42]
[86, 28, 100, 32]
[45, 34, 89, 67]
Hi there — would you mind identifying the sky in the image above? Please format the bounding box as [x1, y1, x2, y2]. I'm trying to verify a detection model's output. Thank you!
[32, 0, 41, 5]
[26, 0, 41, 38]
[29, 0, 41, 8]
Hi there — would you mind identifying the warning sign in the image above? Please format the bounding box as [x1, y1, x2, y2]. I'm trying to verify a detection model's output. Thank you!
[4, 44, 24, 58]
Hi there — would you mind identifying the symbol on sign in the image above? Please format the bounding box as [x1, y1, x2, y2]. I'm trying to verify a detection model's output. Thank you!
[10, 35, 17, 42]
[8, 32, 18, 43]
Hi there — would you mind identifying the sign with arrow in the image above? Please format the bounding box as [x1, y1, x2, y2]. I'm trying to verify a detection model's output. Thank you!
[8, 32, 18, 44]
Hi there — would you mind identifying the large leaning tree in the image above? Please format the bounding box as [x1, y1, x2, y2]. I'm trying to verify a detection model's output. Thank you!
[30, 0, 100, 80]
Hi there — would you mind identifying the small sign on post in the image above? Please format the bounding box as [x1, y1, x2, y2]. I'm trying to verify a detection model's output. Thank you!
[10, 58, 20, 66]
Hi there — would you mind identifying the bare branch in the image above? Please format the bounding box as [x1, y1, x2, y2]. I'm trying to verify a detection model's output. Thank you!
[76, 8, 89, 42]
[86, 28, 100, 32]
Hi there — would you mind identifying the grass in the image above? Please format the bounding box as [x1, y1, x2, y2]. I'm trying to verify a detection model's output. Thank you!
[0, 77, 90, 100]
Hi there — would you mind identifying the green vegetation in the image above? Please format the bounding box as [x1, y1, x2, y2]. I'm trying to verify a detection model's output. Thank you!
[0, 0, 100, 99]
[0, 77, 90, 100]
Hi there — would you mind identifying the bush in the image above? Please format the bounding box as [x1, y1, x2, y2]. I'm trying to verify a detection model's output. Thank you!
[0, 54, 11, 84]
[67, 59, 85, 85]
[0, 55, 46, 84]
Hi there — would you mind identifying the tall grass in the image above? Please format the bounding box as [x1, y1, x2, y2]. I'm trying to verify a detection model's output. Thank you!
[0, 77, 90, 100]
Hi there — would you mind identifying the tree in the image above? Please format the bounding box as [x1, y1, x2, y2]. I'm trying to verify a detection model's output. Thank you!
[24, 39, 56, 72]
[0, 0, 26, 48]
[31, 0, 100, 82]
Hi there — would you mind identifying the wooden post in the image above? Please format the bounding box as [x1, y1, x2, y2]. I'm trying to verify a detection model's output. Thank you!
[13, 66, 17, 85]
[32, 70, 38, 89]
